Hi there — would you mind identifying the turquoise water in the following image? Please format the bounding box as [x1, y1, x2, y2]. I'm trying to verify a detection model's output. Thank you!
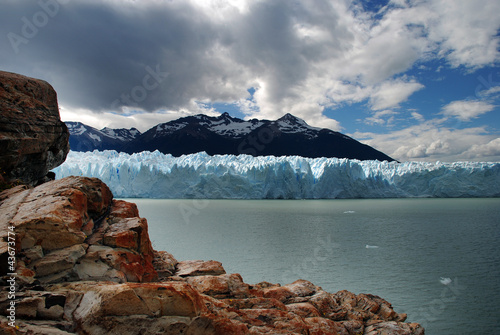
[128, 198, 500, 334]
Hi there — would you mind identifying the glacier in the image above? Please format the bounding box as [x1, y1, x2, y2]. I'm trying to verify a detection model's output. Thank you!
[52, 150, 500, 199]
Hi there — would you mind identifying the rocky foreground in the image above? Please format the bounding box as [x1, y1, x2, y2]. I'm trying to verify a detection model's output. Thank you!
[0, 177, 424, 334]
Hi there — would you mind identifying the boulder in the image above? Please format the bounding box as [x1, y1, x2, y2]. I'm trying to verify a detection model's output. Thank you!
[364, 321, 425, 335]
[153, 250, 178, 280]
[68, 282, 207, 318]
[283, 280, 319, 298]
[186, 274, 250, 299]
[76, 244, 155, 283]
[30, 244, 87, 278]
[54, 281, 210, 335]
[0, 176, 157, 283]
[0, 291, 67, 321]
[226, 297, 287, 311]
[286, 302, 321, 318]
[304, 317, 349, 335]
[0, 177, 112, 260]
[176, 260, 226, 277]
[308, 291, 344, 320]
[240, 308, 309, 334]
[0, 71, 69, 185]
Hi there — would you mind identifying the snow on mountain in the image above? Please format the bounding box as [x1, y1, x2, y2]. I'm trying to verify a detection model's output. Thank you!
[152, 112, 264, 139]
[53, 150, 500, 199]
[275, 113, 321, 137]
[101, 127, 141, 141]
[66, 121, 141, 151]
[155, 122, 188, 135]
[119, 113, 394, 160]
[68, 123, 88, 136]
[67, 122, 92, 136]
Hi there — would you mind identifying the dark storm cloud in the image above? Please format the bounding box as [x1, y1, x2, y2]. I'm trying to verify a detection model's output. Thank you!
[0, 0, 352, 113]
[1, 0, 236, 111]
[223, 0, 348, 103]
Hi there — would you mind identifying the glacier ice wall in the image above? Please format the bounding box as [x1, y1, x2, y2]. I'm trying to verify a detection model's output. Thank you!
[52, 150, 500, 199]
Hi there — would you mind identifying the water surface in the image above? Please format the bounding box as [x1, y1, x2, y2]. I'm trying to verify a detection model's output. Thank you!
[128, 198, 500, 334]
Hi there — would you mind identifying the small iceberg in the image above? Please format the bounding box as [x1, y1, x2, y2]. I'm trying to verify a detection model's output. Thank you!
[440, 277, 452, 285]
[365, 245, 379, 249]
[343, 211, 356, 214]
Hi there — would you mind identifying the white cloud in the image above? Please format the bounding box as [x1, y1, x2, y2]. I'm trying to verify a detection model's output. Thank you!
[353, 119, 499, 162]
[441, 100, 496, 122]
[344, 5, 430, 84]
[426, 0, 500, 68]
[479, 85, 500, 98]
[365, 110, 398, 126]
[463, 138, 500, 160]
[369, 79, 424, 110]
[411, 111, 425, 122]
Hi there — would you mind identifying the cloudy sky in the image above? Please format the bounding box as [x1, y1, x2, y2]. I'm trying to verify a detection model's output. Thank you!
[1, 0, 499, 162]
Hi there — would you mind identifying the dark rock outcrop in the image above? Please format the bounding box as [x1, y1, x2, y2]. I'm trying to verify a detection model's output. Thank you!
[0, 71, 69, 185]
[0, 176, 424, 334]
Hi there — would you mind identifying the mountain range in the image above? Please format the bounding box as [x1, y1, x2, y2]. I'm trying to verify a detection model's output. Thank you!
[66, 113, 394, 161]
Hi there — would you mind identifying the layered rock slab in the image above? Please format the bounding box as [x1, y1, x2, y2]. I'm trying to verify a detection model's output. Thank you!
[0, 71, 69, 185]
[0, 176, 155, 283]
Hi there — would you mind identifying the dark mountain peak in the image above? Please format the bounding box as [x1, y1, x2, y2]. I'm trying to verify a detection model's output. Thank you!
[278, 113, 298, 122]
[277, 113, 313, 127]
[66, 121, 141, 152]
[67, 114, 395, 161]
[272, 113, 320, 139]
[277, 113, 314, 127]
[193, 114, 210, 121]
[101, 126, 140, 134]
[100, 126, 142, 141]
[66, 121, 89, 133]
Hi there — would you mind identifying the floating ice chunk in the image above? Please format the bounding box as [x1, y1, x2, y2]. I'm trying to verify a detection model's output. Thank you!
[365, 245, 379, 249]
[440, 277, 452, 285]
[343, 211, 356, 214]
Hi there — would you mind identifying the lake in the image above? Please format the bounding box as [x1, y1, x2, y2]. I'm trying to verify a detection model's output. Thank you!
[127, 198, 500, 334]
